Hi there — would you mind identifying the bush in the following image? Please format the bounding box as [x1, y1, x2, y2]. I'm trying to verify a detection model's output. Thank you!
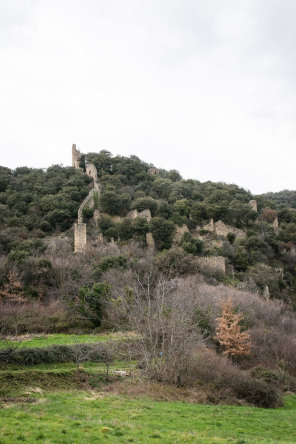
[154, 247, 198, 277]
[93, 255, 127, 278]
[179, 232, 203, 256]
[191, 349, 282, 408]
[0, 343, 109, 365]
[149, 217, 176, 250]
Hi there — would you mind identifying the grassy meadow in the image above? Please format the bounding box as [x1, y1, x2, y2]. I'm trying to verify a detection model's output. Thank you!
[1, 333, 296, 443]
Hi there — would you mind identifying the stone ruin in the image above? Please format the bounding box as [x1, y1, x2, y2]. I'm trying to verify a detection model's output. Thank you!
[148, 167, 159, 175]
[202, 219, 245, 238]
[196, 256, 226, 274]
[173, 224, 189, 243]
[72, 144, 82, 170]
[249, 200, 258, 212]
[72, 144, 100, 253]
[74, 222, 87, 253]
[126, 209, 152, 221]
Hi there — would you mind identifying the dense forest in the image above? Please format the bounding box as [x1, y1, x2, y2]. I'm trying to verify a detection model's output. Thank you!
[1, 150, 296, 408]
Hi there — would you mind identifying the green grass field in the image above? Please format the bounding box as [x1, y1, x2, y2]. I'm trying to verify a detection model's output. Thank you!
[1, 392, 296, 443]
[1, 333, 296, 443]
[6, 332, 124, 349]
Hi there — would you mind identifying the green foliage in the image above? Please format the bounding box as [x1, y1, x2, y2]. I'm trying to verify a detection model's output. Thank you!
[131, 197, 158, 216]
[234, 247, 249, 271]
[157, 201, 172, 219]
[179, 232, 203, 256]
[149, 217, 176, 250]
[100, 190, 131, 216]
[116, 219, 134, 241]
[154, 247, 198, 277]
[82, 206, 94, 219]
[0, 343, 108, 365]
[227, 232, 236, 244]
[71, 283, 111, 327]
[279, 223, 296, 243]
[0, 165, 90, 245]
[93, 255, 127, 279]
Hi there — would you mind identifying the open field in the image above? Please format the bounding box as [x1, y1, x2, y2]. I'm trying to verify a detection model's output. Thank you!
[0, 391, 296, 443]
[1, 333, 296, 443]
[5, 332, 131, 349]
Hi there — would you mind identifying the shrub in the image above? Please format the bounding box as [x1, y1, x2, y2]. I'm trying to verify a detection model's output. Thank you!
[154, 247, 198, 277]
[149, 217, 175, 250]
[93, 255, 127, 278]
[0, 343, 109, 366]
[191, 349, 281, 408]
[179, 232, 203, 256]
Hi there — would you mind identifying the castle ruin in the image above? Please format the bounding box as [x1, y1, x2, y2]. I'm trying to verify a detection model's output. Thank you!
[72, 144, 100, 253]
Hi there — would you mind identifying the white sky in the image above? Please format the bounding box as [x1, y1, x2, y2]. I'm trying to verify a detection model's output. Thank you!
[1, 0, 296, 194]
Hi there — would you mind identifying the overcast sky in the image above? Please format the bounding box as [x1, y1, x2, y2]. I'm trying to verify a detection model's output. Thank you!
[1, 0, 296, 194]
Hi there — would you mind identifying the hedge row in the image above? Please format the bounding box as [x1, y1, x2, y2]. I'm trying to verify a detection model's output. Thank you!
[0, 343, 110, 365]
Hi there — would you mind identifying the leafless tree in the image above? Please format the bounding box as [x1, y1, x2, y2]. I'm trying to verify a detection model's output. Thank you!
[110, 271, 203, 386]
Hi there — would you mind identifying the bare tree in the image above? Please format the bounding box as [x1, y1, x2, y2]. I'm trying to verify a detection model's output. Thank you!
[110, 272, 203, 386]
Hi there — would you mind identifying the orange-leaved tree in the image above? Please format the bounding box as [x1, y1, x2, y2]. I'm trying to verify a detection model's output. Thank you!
[215, 297, 251, 359]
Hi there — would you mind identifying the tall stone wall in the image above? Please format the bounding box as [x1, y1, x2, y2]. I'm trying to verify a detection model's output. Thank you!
[146, 232, 155, 249]
[86, 163, 98, 182]
[249, 200, 258, 212]
[72, 144, 82, 169]
[74, 223, 87, 253]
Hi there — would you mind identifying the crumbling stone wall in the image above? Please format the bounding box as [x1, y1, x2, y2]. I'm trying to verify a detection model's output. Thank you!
[173, 224, 189, 243]
[272, 215, 279, 229]
[72, 144, 101, 251]
[126, 209, 138, 220]
[146, 232, 155, 249]
[138, 209, 152, 221]
[126, 209, 152, 221]
[202, 219, 245, 238]
[72, 144, 82, 169]
[74, 223, 87, 252]
[148, 167, 159, 175]
[197, 256, 226, 274]
[249, 200, 258, 212]
[86, 163, 98, 182]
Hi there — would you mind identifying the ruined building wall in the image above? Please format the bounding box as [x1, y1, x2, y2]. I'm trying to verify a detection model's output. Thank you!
[72, 144, 101, 252]
[173, 224, 189, 243]
[86, 163, 98, 182]
[72, 144, 82, 169]
[74, 223, 87, 253]
[249, 200, 258, 212]
[197, 256, 226, 274]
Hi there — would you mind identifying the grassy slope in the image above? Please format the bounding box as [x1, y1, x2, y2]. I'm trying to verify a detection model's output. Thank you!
[0, 392, 295, 443]
[7, 333, 117, 349]
[1, 334, 296, 443]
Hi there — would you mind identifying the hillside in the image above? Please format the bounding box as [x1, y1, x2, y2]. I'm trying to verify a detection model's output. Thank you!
[1, 147, 296, 411]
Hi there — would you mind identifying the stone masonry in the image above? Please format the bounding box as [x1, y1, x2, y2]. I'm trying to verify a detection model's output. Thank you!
[249, 200, 258, 212]
[72, 144, 82, 169]
[202, 219, 245, 238]
[74, 223, 87, 253]
[197, 256, 226, 274]
[72, 144, 100, 252]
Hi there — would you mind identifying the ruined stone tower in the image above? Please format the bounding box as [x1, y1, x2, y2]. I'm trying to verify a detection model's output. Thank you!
[74, 222, 87, 253]
[72, 144, 82, 170]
